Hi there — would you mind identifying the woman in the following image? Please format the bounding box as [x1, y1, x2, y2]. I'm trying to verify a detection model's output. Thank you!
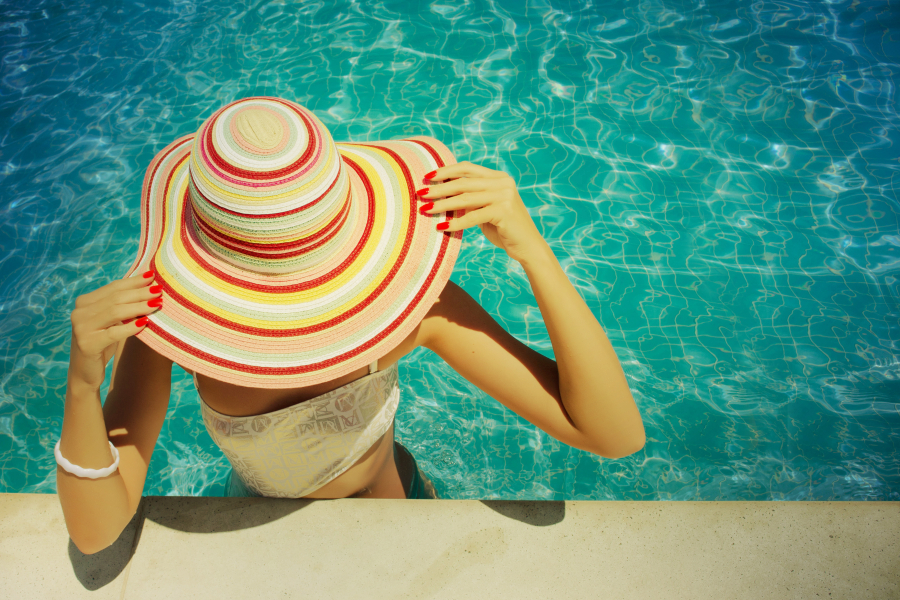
[56, 97, 645, 554]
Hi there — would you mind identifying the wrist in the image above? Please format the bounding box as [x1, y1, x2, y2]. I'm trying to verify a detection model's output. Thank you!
[516, 239, 558, 272]
[66, 375, 102, 400]
[67, 347, 106, 396]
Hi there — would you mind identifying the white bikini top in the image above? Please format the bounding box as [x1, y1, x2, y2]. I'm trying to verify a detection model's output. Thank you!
[196, 359, 400, 498]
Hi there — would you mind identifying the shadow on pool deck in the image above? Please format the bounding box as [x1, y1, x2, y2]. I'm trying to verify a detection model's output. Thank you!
[66, 495, 313, 590]
[141, 496, 313, 533]
[67, 502, 144, 591]
[2, 494, 898, 599]
[479, 500, 566, 526]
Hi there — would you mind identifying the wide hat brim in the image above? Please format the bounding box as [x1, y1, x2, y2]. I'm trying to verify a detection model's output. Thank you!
[126, 132, 462, 388]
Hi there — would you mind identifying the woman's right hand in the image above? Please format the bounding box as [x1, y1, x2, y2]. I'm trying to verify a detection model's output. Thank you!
[68, 270, 162, 391]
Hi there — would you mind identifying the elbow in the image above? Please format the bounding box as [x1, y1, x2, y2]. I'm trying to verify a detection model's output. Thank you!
[618, 435, 646, 458]
[72, 537, 114, 556]
[587, 434, 646, 460]
[68, 519, 132, 555]
[64, 508, 138, 556]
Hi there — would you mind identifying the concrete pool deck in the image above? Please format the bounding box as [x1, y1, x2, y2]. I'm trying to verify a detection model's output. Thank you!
[1, 494, 897, 599]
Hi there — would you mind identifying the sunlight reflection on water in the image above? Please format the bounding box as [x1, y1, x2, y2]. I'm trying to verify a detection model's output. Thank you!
[0, 0, 897, 500]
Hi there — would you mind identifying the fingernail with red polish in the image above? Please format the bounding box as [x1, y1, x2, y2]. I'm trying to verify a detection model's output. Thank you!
[148, 298, 162, 308]
[436, 222, 450, 231]
[143, 270, 154, 279]
[424, 170, 437, 179]
[420, 202, 434, 212]
[149, 285, 162, 294]
[135, 317, 149, 327]
[416, 187, 429, 196]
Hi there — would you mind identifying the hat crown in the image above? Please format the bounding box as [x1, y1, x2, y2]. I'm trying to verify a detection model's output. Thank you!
[187, 97, 353, 275]
[234, 109, 282, 149]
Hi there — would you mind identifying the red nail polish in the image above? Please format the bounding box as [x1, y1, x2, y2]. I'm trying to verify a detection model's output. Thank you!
[148, 298, 162, 308]
[416, 187, 429, 196]
[142, 270, 154, 279]
[135, 317, 149, 327]
[149, 285, 162, 294]
[420, 202, 434, 212]
[436, 222, 450, 231]
[424, 170, 437, 179]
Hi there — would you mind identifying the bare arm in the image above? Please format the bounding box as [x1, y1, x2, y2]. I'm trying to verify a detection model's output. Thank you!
[57, 274, 172, 554]
[417, 163, 644, 458]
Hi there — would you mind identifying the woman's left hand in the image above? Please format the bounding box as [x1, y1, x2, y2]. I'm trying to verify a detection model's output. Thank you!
[418, 162, 549, 265]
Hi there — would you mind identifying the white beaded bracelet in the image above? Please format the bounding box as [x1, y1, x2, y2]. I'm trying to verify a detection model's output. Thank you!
[54, 440, 120, 479]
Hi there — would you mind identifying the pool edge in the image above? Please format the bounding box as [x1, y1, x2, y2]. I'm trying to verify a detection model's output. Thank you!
[1, 493, 897, 598]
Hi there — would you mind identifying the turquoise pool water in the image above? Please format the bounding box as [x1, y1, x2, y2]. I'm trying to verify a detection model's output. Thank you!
[1, 0, 897, 500]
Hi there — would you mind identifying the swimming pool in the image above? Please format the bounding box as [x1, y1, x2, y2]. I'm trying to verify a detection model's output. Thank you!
[1, 0, 897, 501]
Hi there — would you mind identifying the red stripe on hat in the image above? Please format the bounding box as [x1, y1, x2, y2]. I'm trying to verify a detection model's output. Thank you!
[406, 138, 444, 166]
[142, 137, 456, 376]
[171, 156, 375, 295]
[187, 165, 342, 220]
[191, 187, 351, 254]
[132, 137, 192, 273]
[158, 146, 439, 335]
[160, 158, 407, 332]
[403, 137, 459, 222]
[147, 223, 450, 372]
[202, 101, 318, 181]
[190, 195, 351, 260]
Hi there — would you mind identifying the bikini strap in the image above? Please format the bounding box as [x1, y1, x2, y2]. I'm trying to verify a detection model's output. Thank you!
[368, 359, 378, 374]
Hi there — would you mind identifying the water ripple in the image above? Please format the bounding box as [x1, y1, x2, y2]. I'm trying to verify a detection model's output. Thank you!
[0, 0, 897, 500]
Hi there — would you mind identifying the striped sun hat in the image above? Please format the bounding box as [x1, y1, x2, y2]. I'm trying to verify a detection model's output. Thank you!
[125, 96, 462, 388]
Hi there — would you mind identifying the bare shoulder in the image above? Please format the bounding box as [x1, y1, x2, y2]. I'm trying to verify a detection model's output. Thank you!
[423, 280, 466, 321]
[415, 280, 557, 393]
[416, 281, 496, 348]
